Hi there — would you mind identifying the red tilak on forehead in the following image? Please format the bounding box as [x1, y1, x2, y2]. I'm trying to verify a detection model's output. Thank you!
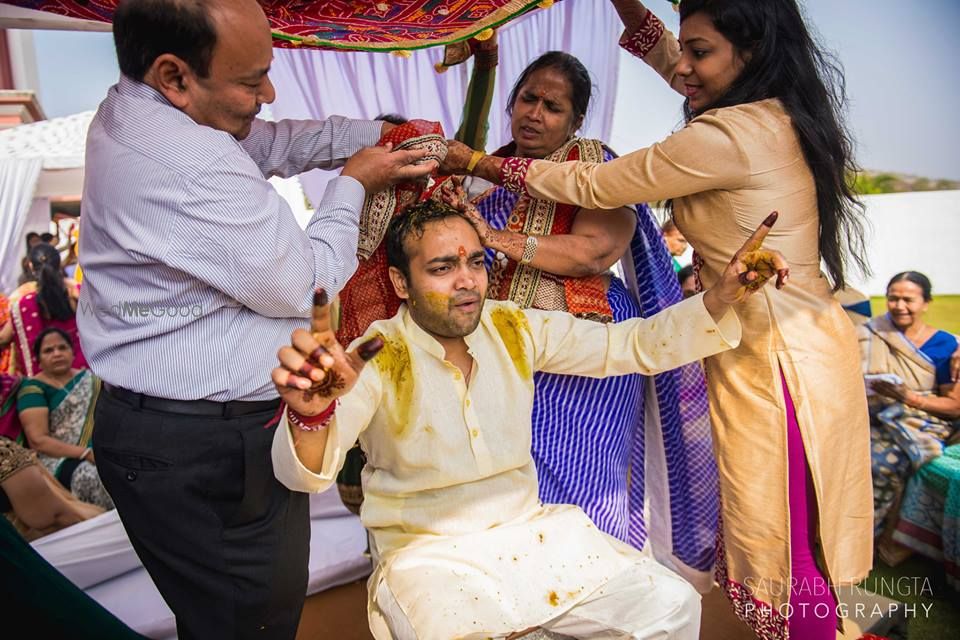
[458, 245, 467, 257]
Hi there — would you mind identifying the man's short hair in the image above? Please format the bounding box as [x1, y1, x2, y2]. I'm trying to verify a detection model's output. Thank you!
[113, 0, 218, 81]
[661, 218, 678, 234]
[40, 233, 55, 243]
[385, 200, 475, 280]
[374, 113, 408, 126]
[677, 264, 695, 284]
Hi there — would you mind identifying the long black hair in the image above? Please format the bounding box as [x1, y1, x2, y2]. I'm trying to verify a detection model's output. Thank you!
[679, 0, 868, 290]
[28, 243, 74, 321]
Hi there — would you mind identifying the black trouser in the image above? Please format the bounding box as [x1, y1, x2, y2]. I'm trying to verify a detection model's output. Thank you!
[93, 389, 309, 640]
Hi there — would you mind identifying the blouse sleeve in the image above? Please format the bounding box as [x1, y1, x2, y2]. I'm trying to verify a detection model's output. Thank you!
[522, 112, 751, 209]
[931, 331, 959, 386]
[16, 381, 47, 412]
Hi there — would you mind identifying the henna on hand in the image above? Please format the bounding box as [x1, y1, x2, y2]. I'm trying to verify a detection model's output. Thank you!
[491, 229, 527, 262]
[310, 369, 347, 398]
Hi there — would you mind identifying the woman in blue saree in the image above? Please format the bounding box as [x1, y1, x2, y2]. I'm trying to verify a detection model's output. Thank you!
[861, 271, 960, 564]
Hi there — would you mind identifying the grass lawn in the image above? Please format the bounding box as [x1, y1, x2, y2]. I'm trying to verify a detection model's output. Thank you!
[862, 555, 960, 640]
[870, 295, 960, 336]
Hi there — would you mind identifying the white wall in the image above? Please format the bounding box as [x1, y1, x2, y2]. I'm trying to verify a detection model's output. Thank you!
[22, 196, 50, 237]
[652, 190, 960, 296]
[848, 190, 960, 296]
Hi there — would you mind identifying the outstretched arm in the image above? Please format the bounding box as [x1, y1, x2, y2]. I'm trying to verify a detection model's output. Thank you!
[530, 214, 788, 377]
[612, 0, 685, 94]
[442, 106, 750, 210]
[441, 179, 637, 278]
[240, 116, 383, 177]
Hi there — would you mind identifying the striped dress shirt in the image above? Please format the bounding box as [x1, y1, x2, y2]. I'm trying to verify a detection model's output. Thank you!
[78, 76, 381, 401]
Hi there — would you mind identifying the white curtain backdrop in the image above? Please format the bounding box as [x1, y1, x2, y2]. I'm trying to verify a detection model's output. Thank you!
[0, 110, 93, 294]
[268, 0, 623, 207]
[0, 158, 43, 293]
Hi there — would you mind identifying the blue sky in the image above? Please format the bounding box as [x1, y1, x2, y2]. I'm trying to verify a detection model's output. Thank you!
[27, 0, 960, 179]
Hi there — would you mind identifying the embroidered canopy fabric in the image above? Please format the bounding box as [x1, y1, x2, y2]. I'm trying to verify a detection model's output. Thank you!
[9, 0, 556, 51]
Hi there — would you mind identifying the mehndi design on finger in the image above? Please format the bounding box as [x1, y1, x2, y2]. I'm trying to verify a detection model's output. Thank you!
[312, 370, 347, 397]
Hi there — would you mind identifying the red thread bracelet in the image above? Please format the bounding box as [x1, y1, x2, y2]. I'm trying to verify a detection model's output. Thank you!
[287, 400, 337, 432]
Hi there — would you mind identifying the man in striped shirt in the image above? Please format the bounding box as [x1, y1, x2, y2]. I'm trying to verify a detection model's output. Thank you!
[79, 1, 435, 638]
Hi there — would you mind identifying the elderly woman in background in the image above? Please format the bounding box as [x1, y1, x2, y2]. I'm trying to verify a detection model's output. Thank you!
[862, 271, 960, 560]
[17, 328, 112, 510]
[448, 37, 716, 585]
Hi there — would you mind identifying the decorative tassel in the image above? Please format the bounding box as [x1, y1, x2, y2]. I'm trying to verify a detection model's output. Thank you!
[473, 28, 494, 41]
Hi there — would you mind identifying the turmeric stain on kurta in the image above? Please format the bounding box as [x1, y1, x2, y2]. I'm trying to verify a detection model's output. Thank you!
[490, 307, 532, 380]
[547, 591, 560, 606]
[372, 332, 414, 436]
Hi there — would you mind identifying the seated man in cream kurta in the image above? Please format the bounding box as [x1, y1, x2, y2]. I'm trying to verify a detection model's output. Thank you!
[270, 201, 785, 640]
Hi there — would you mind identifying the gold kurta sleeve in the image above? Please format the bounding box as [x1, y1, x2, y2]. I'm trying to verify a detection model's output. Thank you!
[527, 293, 741, 377]
[523, 111, 752, 210]
[619, 17, 684, 94]
[271, 363, 382, 493]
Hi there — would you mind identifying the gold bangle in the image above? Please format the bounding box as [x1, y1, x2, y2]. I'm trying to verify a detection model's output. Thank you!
[466, 150, 485, 173]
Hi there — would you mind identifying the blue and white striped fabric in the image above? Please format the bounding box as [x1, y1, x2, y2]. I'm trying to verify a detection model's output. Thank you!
[78, 76, 382, 401]
[476, 149, 719, 584]
[628, 199, 719, 582]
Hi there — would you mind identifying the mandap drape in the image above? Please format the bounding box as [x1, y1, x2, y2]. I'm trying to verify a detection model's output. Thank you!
[0, 159, 43, 294]
[267, 0, 623, 206]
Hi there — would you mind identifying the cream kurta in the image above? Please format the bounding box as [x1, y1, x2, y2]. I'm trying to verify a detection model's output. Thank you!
[274, 296, 740, 639]
[517, 29, 873, 616]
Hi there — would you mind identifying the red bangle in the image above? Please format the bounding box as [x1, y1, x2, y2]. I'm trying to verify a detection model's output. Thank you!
[287, 401, 336, 432]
